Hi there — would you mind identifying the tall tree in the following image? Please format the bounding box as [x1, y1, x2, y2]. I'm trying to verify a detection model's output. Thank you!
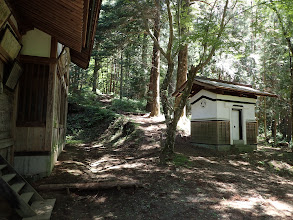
[161, 0, 235, 162]
[175, 0, 190, 118]
[148, 0, 161, 116]
[268, 0, 293, 141]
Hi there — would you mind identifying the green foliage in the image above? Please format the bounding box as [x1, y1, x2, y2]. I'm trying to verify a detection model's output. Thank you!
[110, 98, 147, 113]
[172, 153, 192, 167]
[67, 91, 117, 143]
[69, 89, 101, 106]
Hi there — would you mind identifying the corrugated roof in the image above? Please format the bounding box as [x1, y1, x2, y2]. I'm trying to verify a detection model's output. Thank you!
[195, 78, 277, 97]
[173, 77, 278, 98]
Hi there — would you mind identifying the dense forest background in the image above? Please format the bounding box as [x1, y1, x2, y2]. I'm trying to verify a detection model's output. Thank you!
[69, 0, 293, 149]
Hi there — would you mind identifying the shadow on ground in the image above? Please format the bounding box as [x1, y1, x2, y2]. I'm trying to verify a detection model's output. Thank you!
[35, 115, 293, 220]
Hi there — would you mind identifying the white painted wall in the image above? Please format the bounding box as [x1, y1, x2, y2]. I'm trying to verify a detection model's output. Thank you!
[190, 89, 257, 145]
[190, 90, 217, 120]
[21, 28, 51, 57]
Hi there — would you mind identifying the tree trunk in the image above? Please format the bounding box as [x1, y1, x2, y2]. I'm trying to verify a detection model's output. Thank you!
[262, 53, 267, 141]
[149, 1, 161, 117]
[272, 118, 277, 145]
[160, 65, 200, 162]
[146, 72, 153, 112]
[264, 97, 267, 141]
[290, 52, 293, 142]
[175, 45, 188, 117]
[141, 33, 148, 99]
[161, 62, 175, 123]
[157, 0, 230, 163]
[120, 51, 123, 99]
[92, 56, 99, 93]
[175, 0, 189, 118]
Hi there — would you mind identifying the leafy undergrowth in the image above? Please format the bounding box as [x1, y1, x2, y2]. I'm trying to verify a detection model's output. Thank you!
[110, 98, 147, 113]
[172, 153, 192, 168]
[67, 92, 118, 143]
[95, 116, 142, 149]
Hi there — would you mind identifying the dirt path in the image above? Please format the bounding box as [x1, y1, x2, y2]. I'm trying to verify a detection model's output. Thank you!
[35, 115, 293, 220]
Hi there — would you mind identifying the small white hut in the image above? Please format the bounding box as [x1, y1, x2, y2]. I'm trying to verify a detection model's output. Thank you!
[174, 77, 277, 152]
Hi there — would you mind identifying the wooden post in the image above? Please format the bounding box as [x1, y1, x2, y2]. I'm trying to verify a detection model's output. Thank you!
[45, 37, 57, 155]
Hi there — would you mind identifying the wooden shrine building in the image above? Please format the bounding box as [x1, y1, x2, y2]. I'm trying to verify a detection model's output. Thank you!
[0, 0, 101, 178]
[174, 77, 277, 152]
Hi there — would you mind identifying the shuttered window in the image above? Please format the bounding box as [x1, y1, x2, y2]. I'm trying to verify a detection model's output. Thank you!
[17, 63, 49, 126]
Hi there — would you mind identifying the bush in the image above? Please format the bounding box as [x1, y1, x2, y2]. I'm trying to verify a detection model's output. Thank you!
[110, 98, 146, 113]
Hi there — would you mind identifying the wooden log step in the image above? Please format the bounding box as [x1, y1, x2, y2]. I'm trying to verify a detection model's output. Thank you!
[11, 182, 26, 193]
[20, 192, 34, 204]
[2, 173, 16, 183]
[0, 164, 7, 171]
[38, 180, 143, 191]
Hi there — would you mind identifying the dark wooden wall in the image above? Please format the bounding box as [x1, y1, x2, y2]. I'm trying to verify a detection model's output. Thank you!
[246, 122, 257, 145]
[0, 60, 14, 163]
[14, 59, 50, 153]
[191, 121, 230, 145]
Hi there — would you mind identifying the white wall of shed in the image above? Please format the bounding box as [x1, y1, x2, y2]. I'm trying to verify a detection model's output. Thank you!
[190, 89, 257, 145]
[190, 90, 217, 120]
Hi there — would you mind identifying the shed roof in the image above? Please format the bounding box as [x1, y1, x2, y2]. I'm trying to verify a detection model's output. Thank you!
[173, 77, 278, 98]
[6, 0, 101, 68]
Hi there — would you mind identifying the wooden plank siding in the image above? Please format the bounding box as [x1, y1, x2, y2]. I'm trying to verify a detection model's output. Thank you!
[246, 122, 257, 145]
[191, 121, 230, 145]
[0, 60, 14, 163]
[16, 62, 49, 126]
[14, 55, 53, 153]
[14, 127, 46, 152]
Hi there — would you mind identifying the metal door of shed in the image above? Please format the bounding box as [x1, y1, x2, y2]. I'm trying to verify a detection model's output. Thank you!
[232, 109, 242, 141]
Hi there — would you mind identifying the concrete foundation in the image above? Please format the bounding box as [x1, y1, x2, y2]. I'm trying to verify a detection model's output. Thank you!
[192, 143, 257, 152]
[14, 155, 52, 180]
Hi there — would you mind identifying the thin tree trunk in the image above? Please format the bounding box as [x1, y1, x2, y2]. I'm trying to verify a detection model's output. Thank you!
[264, 97, 267, 140]
[273, 117, 277, 145]
[92, 55, 99, 93]
[141, 33, 148, 98]
[149, 0, 161, 117]
[262, 52, 267, 141]
[146, 73, 153, 112]
[120, 51, 123, 99]
[175, 45, 188, 117]
[289, 51, 293, 140]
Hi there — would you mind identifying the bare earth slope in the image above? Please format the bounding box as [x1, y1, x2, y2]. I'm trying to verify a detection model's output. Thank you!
[35, 115, 293, 220]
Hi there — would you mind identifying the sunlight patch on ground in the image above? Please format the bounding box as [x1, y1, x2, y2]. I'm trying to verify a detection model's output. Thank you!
[138, 144, 160, 151]
[228, 160, 250, 167]
[268, 160, 293, 173]
[60, 160, 86, 166]
[89, 143, 103, 149]
[191, 156, 219, 164]
[90, 155, 120, 167]
[220, 196, 293, 218]
[95, 196, 107, 204]
[213, 182, 238, 194]
[187, 194, 219, 203]
[66, 169, 83, 176]
[144, 124, 161, 131]
[112, 136, 126, 147]
[90, 161, 146, 173]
